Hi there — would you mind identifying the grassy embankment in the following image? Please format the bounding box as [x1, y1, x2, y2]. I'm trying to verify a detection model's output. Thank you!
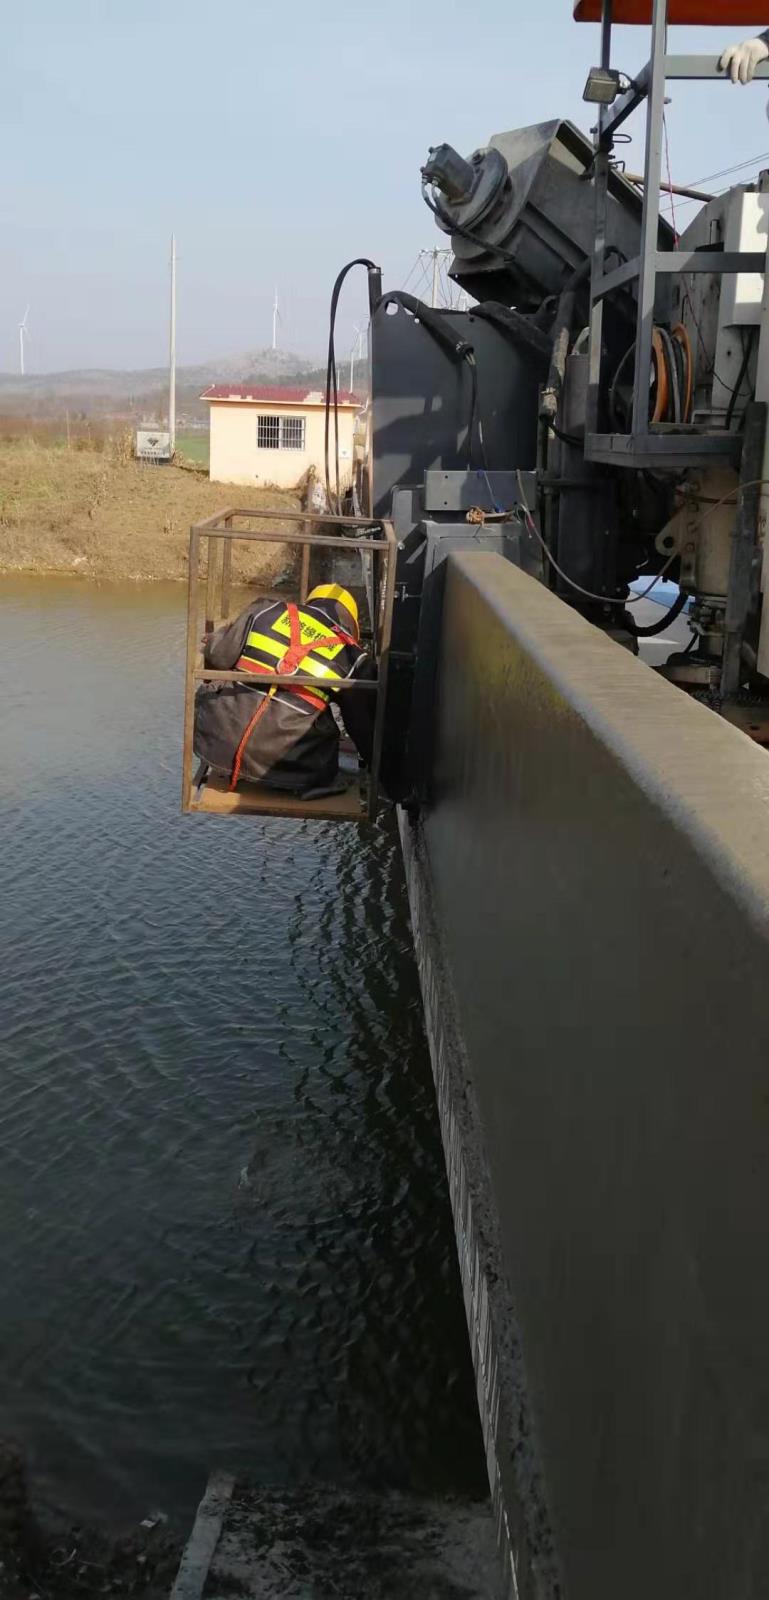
[0, 433, 293, 582]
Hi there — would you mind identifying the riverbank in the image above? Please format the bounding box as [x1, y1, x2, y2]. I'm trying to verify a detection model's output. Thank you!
[0, 438, 298, 582]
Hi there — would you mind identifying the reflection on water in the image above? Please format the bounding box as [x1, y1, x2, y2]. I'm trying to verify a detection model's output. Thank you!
[0, 578, 484, 1528]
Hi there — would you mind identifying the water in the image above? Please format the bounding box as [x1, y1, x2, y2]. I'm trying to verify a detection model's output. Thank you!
[0, 577, 484, 1530]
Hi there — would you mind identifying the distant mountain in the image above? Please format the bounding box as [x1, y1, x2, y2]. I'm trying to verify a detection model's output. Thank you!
[0, 347, 338, 423]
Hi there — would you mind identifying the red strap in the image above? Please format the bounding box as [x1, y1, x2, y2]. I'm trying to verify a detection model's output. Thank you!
[229, 689, 276, 791]
[280, 602, 357, 674]
[228, 603, 358, 791]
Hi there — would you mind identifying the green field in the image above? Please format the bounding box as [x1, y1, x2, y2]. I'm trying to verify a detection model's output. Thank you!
[175, 429, 209, 467]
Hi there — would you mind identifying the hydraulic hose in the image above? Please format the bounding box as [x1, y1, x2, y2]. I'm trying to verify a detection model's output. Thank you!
[625, 587, 688, 637]
[539, 259, 592, 426]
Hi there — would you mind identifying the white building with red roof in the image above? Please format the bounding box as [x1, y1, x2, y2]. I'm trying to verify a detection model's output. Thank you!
[200, 383, 359, 491]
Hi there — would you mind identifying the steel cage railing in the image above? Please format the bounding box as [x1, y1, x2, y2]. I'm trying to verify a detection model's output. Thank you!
[181, 509, 397, 823]
[585, 0, 769, 468]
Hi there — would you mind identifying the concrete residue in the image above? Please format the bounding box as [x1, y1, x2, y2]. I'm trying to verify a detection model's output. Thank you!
[172, 1478, 505, 1600]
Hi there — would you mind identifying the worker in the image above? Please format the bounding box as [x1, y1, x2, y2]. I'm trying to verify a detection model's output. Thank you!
[720, 31, 769, 83]
[193, 583, 376, 797]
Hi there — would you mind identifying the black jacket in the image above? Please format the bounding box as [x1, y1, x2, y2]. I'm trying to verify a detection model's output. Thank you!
[193, 595, 375, 795]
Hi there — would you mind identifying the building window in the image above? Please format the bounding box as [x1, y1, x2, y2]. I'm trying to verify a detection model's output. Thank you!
[256, 414, 306, 451]
[281, 415, 305, 450]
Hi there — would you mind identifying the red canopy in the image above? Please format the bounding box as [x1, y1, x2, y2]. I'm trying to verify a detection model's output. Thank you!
[575, 1, 768, 21]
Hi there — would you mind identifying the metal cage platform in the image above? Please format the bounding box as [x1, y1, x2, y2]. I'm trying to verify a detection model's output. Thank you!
[181, 508, 397, 823]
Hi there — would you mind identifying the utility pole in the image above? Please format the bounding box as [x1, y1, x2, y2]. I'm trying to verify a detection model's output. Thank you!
[431, 247, 440, 308]
[168, 233, 177, 454]
[18, 306, 29, 376]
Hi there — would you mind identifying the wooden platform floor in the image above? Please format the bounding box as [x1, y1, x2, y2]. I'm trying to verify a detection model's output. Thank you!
[187, 772, 366, 821]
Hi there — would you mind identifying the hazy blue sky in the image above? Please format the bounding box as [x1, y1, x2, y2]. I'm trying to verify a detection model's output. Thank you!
[4, 1, 769, 372]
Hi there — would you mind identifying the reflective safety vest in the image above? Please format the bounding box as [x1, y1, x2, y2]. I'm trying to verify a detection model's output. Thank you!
[235, 599, 360, 712]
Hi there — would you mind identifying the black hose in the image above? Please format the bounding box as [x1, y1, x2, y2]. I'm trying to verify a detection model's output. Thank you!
[724, 327, 756, 432]
[539, 259, 592, 426]
[625, 587, 687, 637]
[325, 258, 379, 514]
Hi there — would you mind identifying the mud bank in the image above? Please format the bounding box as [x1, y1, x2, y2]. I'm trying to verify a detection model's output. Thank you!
[0, 440, 298, 583]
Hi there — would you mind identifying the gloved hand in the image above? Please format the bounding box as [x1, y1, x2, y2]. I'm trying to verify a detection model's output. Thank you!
[719, 35, 769, 83]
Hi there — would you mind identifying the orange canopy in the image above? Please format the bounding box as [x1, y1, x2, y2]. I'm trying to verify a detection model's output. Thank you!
[575, 1, 768, 20]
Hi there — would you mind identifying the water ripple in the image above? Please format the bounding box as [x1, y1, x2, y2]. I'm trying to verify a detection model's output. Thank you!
[0, 577, 483, 1530]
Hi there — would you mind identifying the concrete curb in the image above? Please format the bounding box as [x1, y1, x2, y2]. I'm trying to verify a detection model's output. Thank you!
[169, 1469, 235, 1600]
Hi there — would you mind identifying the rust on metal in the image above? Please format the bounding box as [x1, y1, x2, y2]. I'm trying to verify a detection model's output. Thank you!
[182, 508, 396, 823]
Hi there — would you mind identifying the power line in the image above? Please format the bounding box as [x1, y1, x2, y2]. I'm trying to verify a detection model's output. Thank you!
[687, 149, 769, 188]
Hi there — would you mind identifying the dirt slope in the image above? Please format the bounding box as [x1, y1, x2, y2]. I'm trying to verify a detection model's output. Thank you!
[0, 440, 299, 582]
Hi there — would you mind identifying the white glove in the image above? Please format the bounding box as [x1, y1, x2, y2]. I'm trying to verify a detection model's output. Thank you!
[719, 35, 769, 83]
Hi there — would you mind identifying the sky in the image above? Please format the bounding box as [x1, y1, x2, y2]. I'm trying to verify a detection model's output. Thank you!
[4, 1, 769, 373]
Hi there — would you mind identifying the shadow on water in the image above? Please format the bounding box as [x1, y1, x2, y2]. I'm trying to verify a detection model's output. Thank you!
[0, 577, 485, 1529]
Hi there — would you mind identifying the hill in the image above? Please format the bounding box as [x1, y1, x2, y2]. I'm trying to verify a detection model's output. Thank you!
[0, 347, 336, 426]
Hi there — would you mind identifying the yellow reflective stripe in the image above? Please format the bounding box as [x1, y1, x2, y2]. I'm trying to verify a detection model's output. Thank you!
[245, 631, 285, 660]
[243, 628, 337, 692]
[293, 655, 343, 683]
[271, 609, 345, 660]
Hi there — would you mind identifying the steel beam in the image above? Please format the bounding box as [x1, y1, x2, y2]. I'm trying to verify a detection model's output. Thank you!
[585, 429, 738, 468]
[600, 63, 650, 144]
[655, 250, 767, 275]
[404, 549, 769, 1599]
[631, 0, 667, 437]
[592, 255, 640, 300]
[665, 54, 769, 80]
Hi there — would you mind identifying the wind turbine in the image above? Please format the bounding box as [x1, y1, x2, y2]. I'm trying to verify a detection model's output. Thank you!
[271, 287, 280, 352]
[168, 234, 176, 452]
[18, 306, 29, 376]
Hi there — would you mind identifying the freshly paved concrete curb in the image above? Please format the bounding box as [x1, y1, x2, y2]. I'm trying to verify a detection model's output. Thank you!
[169, 1469, 234, 1600]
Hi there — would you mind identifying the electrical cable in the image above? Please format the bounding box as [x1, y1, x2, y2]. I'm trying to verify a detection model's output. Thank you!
[517, 475, 769, 611]
[548, 421, 582, 448]
[608, 340, 636, 432]
[724, 326, 757, 431]
[685, 477, 769, 532]
[688, 150, 769, 189]
[515, 469, 677, 606]
[625, 588, 688, 637]
[324, 258, 379, 516]
[662, 110, 679, 242]
[658, 326, 681, 423]
[654, 119, 761, 406]
[422, 180, 520, 270]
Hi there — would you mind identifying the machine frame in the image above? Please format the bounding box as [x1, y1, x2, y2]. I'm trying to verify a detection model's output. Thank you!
[586, 0, 769, 465]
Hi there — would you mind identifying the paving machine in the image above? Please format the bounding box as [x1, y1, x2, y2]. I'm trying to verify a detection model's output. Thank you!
[180, 8, 769, 1598]
[183, 0, 769, 820]
[366, 7, 769, 804]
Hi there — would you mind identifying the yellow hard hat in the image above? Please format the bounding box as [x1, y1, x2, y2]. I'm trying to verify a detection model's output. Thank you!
[307, 583, 359, 636]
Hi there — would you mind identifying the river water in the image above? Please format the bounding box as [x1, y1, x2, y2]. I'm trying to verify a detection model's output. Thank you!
[0, 577, 484, 1530]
